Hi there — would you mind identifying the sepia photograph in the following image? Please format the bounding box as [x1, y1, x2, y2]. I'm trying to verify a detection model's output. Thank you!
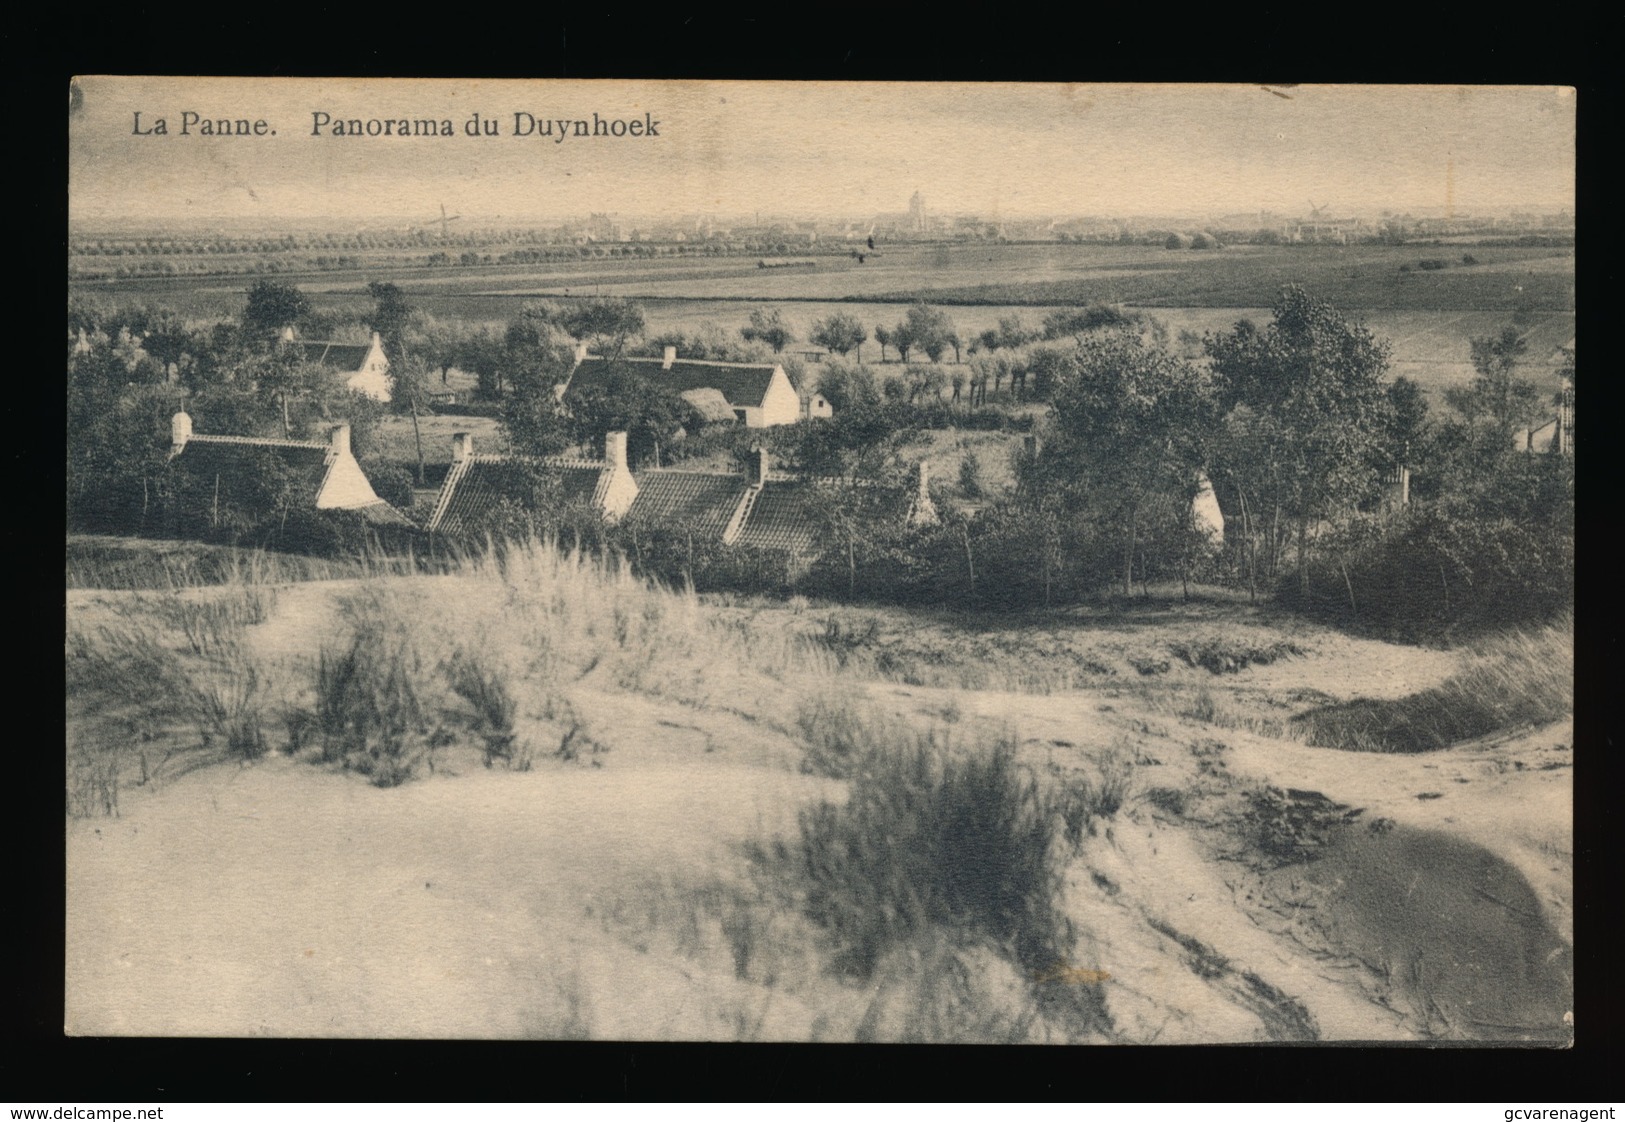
[65, 77, 1575, 1044]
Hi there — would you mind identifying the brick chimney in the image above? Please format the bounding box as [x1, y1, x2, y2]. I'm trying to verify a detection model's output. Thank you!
[605, 430, 628, 471]
[749, 446, 770, 486]
[170, 411, 192, 455]
[1023, 435, 1040, 459]
[452, 431, 473, 463]
[329, 423, 352, 459]
[662, 345, 678, 371]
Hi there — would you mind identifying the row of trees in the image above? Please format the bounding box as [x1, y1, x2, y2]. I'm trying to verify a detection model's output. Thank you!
[69, 279, 1572, 639]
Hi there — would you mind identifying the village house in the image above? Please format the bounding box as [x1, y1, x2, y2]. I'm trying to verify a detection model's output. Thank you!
[426, 432, 936, 562]
[165, 411, 412, 528]
[278, 326, 392, 403]
[560, 345, 807, 428]
[426, 430, 639, 536]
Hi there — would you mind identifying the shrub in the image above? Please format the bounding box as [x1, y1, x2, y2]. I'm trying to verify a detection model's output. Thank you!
[958, 453, 985, 499]
[312, 610, 437, 786]
[1241, 785, 1362, 866]
[1167, 637, 1305, 675]
[444, 647, 525, 769]
[362, 459, 417, 510]
[1053, 744, 1135, 848]
[796, 724, 1069, 978]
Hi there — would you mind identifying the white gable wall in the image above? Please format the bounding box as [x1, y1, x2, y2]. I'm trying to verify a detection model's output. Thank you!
[743, 367, 802, 428]
[347, 337, 392, 402]
[316, 451, 387, 510]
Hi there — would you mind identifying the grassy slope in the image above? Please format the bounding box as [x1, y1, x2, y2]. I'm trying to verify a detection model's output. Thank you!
[65, 553, 1573, 1042]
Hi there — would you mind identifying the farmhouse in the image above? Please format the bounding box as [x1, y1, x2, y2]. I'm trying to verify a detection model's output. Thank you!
[426, 431, 639, 536]
[165, 411, 411, 528]
[562, 346, 805, 428]
[278, 326, 392, 402]
[427, 430, 936, 562]
[633, 449, 937, 558]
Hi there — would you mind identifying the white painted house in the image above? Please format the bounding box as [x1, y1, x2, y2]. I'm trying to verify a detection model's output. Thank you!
[562, 346, 804, 428]
[279, 326, 392, 402]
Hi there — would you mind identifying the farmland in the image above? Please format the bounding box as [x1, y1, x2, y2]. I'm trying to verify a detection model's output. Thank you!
[71, 241, 1574, 403]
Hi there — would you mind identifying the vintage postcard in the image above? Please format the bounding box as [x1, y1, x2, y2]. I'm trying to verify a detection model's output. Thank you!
[67, 77, 1575, 1042]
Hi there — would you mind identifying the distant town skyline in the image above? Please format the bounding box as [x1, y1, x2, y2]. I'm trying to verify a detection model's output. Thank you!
[70, 79, 1576, 225]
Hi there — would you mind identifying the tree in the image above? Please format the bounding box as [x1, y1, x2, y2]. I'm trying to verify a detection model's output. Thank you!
[1037, 328, 1217, 596]
[874, 324, 893, 363]
[741, 306, 795, 353]
[241, 280, 312, 339]
[563, 297, 645, 358]
[1024, 344, 1078, 401]
[815, 359, 882, 415]
[1042, 303, 1134, 340]
[368, 281, 427, 481]
[1206, 286, 1393, 597]
[1447, 326, 1543, 442]
[457, 327, 509, 399]
[500, 316, 577, 457]
[903, 301, 957, 363]
[563, 362, 688, 467]
[810, 312, 867, 358]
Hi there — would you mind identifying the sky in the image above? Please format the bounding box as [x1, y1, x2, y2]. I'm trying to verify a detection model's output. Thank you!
[68, 78, 1576, 225]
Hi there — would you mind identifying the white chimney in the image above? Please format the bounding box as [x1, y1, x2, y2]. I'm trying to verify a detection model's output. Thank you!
[662, 345, 677, 370]
[452, 431, 473, 463]
[329, 423, 352, 458]
[170, 411, 193, 454]
[605, 431, 628, 471]
[574, 341, 589, 363]
[917, 461, 931, 498]
[749, 446, 770, 486]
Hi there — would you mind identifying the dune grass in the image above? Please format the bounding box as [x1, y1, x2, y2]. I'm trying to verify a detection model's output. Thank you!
[1295, 616, 1573, 753]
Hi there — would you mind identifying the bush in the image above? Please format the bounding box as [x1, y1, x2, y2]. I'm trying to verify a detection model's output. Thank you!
[1167, 637, 1305, 675]
[796, 723, 1070, 978]
[362, 459, 417, 510]
[444, 647, 525, 769]
[312, 606, 439, 786]
[958, 453, 985, 499]
[1300, 502, 1573, 642]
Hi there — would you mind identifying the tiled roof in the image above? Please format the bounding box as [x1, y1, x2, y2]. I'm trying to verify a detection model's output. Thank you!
[570, 356, 779, 409]
[735, 477, 934, 557]
[429, 455, 611, 536]
[169, 435, 334, 510]
[626, 470, 751, 538]
[289, 341, 374, 372]
[355, 501, 416, 528]
[732, 481, 826, 555]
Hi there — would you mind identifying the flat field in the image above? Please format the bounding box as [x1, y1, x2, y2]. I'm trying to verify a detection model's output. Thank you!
[71, 242, 1574, 404]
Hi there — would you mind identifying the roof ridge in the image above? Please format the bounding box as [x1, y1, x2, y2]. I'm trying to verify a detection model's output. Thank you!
[583, 355, 779, 371]
[187, 434, 327, 450]
[464, 453, 607, 468]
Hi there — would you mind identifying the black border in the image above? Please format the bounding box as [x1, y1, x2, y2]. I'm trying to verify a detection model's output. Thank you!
[30, 18, 1617, 1104]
